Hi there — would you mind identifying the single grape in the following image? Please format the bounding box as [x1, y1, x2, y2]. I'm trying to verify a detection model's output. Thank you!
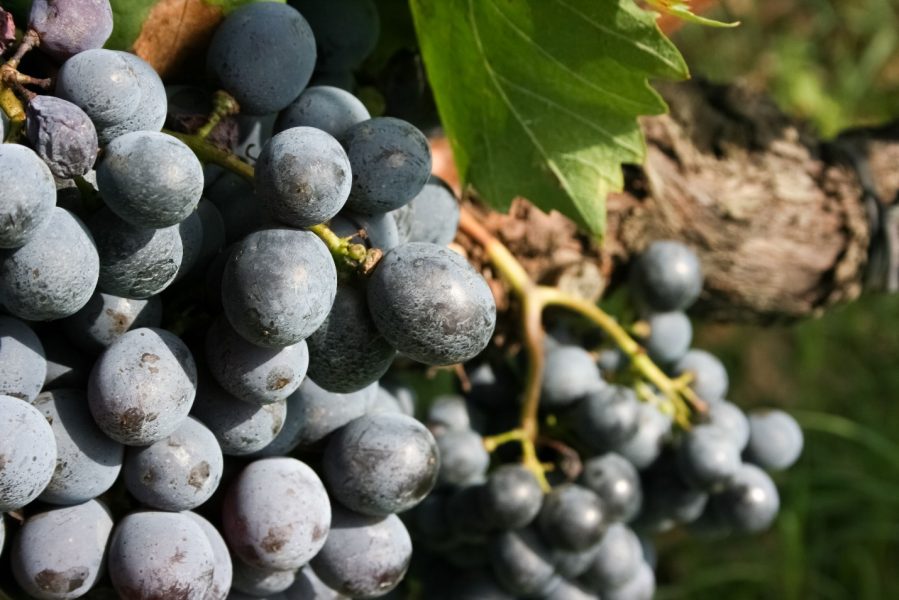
[222, 228, 336, 348]
[206, 315, 309, 405]
[99, 52, 167, 144]
[275, 85, 370, 138]
[579, 523, 643, 591]
[305, 281, 396, 393]
[0, 316, 46, 402]
[97, 131, 204, 228]
[289, 0, 379, 72]
[705, 399, 750, 451]
[367, 242, 496, 366]
[0, 395, 57, 511]
[0, 207, 98, 321]
[391, 175, 460, 246]
[11, 500, 114, 600]
[87, 327, 197, 445]
[613, 403, 672, 470]
[538, 484, 607, 552]
[744, 409, 804, 471]
[340, 117, 431, 214]
[108, 511, 216, 600]
[256, 127, 351, 228]
[478, 465, 544, 530]
[254, 378, 375, 455]
[565, 386, 641, 452]
[183, 511, 232, 600]
[88, 207, 183, 299]
[488, 528, 558, 597]
[436, 429, 490, 487]
[205, 171, 263, 244]
[61, 291, 163, 353]
[25, 95, 99, 179]
[222, 457, 331, 570]
[287, 566, 347, 600]
[28, 0, 113, 61]
[323, 412, 439, 516]
[671, 348, 729, 404]
[643, 311, 692, 365]
[231, 558, 297, 596]
[191, 375, 286, 456]
[311, 505, 412, 599]
[677, 425, 742, 490]
[33, 388, 123, 505]
[330, 211, 401, 252]
[712, 463, 781, 533]
[630, 240, 703, 311]
[427, 394, 473, 433]
[579, 453, 643, 524]
[541, 344, 605, 409]
[124, 416, 223, 511]
[207, 3, 316, 115]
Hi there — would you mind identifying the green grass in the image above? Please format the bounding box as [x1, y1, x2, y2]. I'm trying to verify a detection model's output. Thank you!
[657, 293, 899, 598]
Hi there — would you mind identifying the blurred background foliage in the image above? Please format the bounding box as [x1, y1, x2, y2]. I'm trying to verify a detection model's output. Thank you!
[657, 1, 899, 597]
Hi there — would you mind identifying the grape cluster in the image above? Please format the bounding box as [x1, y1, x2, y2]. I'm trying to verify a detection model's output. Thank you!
[0, 1, 493, 598]
[0, 0, 805, 598]
[401, 240, 804, 599]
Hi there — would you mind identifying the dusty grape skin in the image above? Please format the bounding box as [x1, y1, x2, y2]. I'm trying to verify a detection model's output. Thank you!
[207, 3, 316, 115]
[256, 127, 351, 228]
[88, 207, 183, 299]
[253, 378, 375, 456]
[367, 242, 496, 366]
[97, 131, 204, 228]
[677, 425, 742, 490]
[565, 386, 641, 453]
[124, 416, 223, 511]
[479, 464, 544, 530]
[25, 95, 99, 179]
[488, 528, 558, 597]
[0, 395, 57, 511]
[223, 457, 331, 570]
[87, 327, 197, 446]
[706, 400, 750, 451]
[205, 172, 263, 244]
[614, 403, 672, 470]
[191, 375, 286, 456]
[305, 282, 396, 393]
[99, 52, 167, 144]
[275, 86, 370, 138]
[744, 409, 804, 471]
[538, 484, 607, 552]
[340, 117, 431, 214]
[391, 175, 460, 246]
[541, 344, 605, 409]
[11, 500, 114, 600]
[287, 566, 347, 599]
[0, 316, 46, 402]
[310, 506, 412, 599]
[231, 559, 297, 596]
[108, 511, 216, 600]
[323, 413, 439, 516]
[579, 453, 643, 524]
[206, 315, 309, 405]
[0, 143, 60, 256]
[435, 429, 490, 487]
[33, 389, 123, 505]
[222, 228, 337, 348]
[630, 240, 703, 312]
[289, 0, 379, 72]
[28, 0, 113, 61]
[579, 523, 643, 591]
[183, 511, 232, 600]
[0, 207, 99, 321]
[671, 349, 729, 404]
[61, 291, 162, 353]
[644, 311, 692, 365]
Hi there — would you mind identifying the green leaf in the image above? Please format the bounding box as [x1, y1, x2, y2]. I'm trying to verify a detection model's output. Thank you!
[409, 0, 688, 237]
[645, 0, 740, 28]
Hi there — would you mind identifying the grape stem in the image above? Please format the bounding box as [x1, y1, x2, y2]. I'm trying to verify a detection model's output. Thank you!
[0, 29, 42, 141]
[460, 208, 707, 488]
[164, 124, 375, 272]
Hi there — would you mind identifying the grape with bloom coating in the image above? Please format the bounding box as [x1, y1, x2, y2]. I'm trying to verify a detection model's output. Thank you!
[0, 395, 57, 512]
[275, 85, 370, 137]
[62, 291, 163, 353]
[0, 316, 46, 402]
[28, 0, 113, 61]
[630, 240, 703, 312]
[744, 409, 804, 471]
[184, 511, 232, 600]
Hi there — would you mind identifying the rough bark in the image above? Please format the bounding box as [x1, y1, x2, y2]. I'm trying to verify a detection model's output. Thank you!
[455, 79, 899, 324]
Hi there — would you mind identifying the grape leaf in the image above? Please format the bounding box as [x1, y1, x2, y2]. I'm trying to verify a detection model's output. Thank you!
[645, 0, 740, 28]
[409, 0, 689, 237]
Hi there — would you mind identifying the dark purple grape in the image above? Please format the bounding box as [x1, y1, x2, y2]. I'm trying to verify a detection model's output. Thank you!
[26, 95, 98, 179]
[311, 505, 412, 599]
[29, 0, 113, 61]
[108, 511, 216, 600]
[579, 453, 643, 524]
[479, 465, 544, 530]
[11, 500, 114, 599]
[538, 484, 607, 552]
[436, 428, 489, 487]
[488, 528, 558, 597]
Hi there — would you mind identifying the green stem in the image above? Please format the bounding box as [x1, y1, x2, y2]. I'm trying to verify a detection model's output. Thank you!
[196, 90, 240, 140]
[165, 129, 255, 181]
